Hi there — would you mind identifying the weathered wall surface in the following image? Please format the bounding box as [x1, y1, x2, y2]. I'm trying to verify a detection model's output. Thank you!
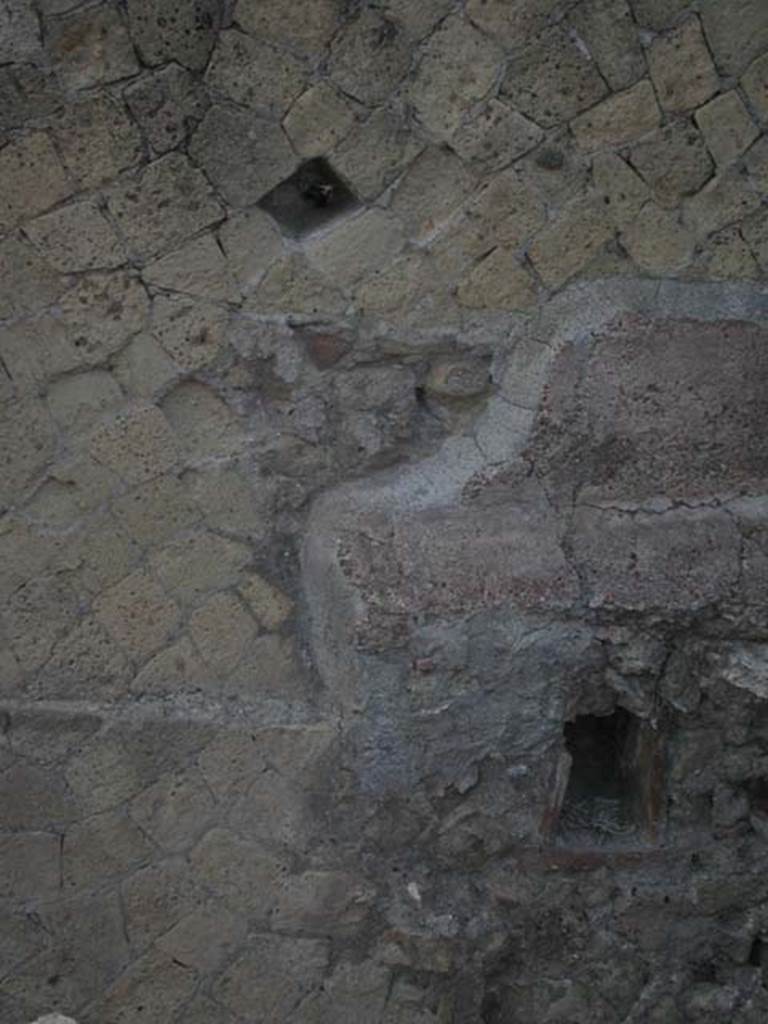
[1, 1, 768, 1022]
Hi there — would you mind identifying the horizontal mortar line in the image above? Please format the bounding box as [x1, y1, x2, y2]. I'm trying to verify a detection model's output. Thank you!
[0, 694, 330, 728]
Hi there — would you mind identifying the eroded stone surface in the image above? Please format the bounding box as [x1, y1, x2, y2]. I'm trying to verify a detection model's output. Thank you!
[457, 247, 537, 311]
[592, 152, 649, 228]
[501, 25, 608, 127]
[107, 154, 223, 261]
[304, 209, 405, 289]
[332, 102, 422, 201]
[700, 0, 768, 76]
[410, 16, 503, 138]
[452, 99, 544, 173]
[695, 91, 760, 167]
[189, 106, 296, 208]
[46, 4, 138, 89]
[282, 82, 358, 158]
[52, 95, 142, 189]
[301, 280, 768, 1018]
[329, 8, 411, 106]
[125, 65, 209, 156]
[0, 0, 41, 63]
[648, 17, 719, 113]
[570, 0, 645, 91]
[571, 80, 660, 150]
[629, 120, 714, 208]
[622, 204, 695, 273]
[234, 0, 342, 56]
[742, 52, 768, 123]
[205, 30, 307, 116]
[0, 233, 66, 319]
[684, 168, 761, 238]
[125, 0, 221, 71]
[529, 195, 614, 287]
[26, 200, 126, 272]
[389, 146, 476, 242]
[0, 133, 72, 233]
[3, 4, 768, 1022]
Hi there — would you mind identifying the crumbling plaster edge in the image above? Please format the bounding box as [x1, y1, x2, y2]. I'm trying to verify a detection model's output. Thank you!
[302, 276, 768, 694]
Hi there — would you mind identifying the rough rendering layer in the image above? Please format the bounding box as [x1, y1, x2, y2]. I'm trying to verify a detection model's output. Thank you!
[1, 1, 768, 1022]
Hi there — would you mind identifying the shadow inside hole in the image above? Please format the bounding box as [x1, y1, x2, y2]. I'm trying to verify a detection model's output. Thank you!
[556, 708, 663, 846]
[747, 777, 768, 813]
[257, 157, 360, 239]
[749, 937, 768, 982]
[480, 991, 503, 1024]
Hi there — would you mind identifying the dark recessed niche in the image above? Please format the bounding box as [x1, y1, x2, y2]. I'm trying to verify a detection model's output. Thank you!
[257, 157, 360, 239]
[749, 936, 768, 974]
[556, 708, 663, 846]
[747, 777, 768, 812]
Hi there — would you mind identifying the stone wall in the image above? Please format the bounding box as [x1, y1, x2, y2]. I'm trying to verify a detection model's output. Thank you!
[1, 1, 768, 1022]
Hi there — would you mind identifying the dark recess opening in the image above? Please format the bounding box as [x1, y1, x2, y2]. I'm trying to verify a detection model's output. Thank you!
[749, 937, 768, 983]
[557, 708, 658, 844]
[747, 777, 768, 814]
[480, 991, 502, 1024]
[257, 157, 360, 239]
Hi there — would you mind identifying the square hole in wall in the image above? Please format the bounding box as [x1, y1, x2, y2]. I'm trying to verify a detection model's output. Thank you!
[556, 708, 663, 846]
[257, 157, 360, 239]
